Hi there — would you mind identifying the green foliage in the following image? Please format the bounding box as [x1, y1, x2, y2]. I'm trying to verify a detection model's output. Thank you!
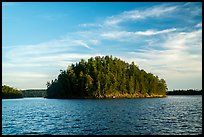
[46, 56, 167, 98]
[2, 85, 23, 99]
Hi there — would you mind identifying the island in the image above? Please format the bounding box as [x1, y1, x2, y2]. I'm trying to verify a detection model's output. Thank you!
[46, 55, 167, 99]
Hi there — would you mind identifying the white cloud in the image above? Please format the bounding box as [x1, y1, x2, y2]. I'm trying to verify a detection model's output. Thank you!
[162, 29, 202, 51]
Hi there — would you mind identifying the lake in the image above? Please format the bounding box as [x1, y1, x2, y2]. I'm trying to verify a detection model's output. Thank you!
[2, 95, 202, 135]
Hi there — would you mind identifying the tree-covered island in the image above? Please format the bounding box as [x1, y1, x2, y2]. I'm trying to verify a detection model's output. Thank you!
[46, 56, 167, 99]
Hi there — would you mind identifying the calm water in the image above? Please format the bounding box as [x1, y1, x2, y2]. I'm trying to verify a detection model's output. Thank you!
[2, 95, 202, 135]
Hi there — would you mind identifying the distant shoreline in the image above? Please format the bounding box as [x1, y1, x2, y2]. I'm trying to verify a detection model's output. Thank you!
[2, 89, 202, 99]
[167, 89, 202, 95]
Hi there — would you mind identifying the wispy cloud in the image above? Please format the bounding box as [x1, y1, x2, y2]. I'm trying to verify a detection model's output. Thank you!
[79, 3, 181, 29]
[134, 28, 177, 36]
[100, 28, 177, 41]
[4, 41, 102, 69]
[104, 4, 178, 25]
[72, 40, 91, 49]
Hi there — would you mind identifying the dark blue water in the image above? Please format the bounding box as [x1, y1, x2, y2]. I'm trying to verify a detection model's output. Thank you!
[2, 95, 202, 135]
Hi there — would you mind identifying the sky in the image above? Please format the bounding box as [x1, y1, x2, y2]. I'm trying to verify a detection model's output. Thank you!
[2, 2, 202, 90]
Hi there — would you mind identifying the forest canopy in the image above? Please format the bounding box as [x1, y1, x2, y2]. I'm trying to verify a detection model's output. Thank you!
[46, 56, 168, 99]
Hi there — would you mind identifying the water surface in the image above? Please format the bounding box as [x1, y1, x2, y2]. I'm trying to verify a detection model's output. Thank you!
[2, 95, 202, 135]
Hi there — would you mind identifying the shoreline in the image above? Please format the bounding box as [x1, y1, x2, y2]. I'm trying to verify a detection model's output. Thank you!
[96, 93, 167, 99]
[44, 92, 167, 99]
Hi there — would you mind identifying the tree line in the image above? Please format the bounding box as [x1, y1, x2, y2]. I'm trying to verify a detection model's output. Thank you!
[167, 89, 202, 95]
[46, 55, 168, 99]
[22, 89, 47, 97]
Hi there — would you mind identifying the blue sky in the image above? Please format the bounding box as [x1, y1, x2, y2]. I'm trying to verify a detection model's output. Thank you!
[2, 2, 202, 90]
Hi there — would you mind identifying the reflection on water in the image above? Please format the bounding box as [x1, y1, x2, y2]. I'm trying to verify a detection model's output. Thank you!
[2, 96, 202, 135]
